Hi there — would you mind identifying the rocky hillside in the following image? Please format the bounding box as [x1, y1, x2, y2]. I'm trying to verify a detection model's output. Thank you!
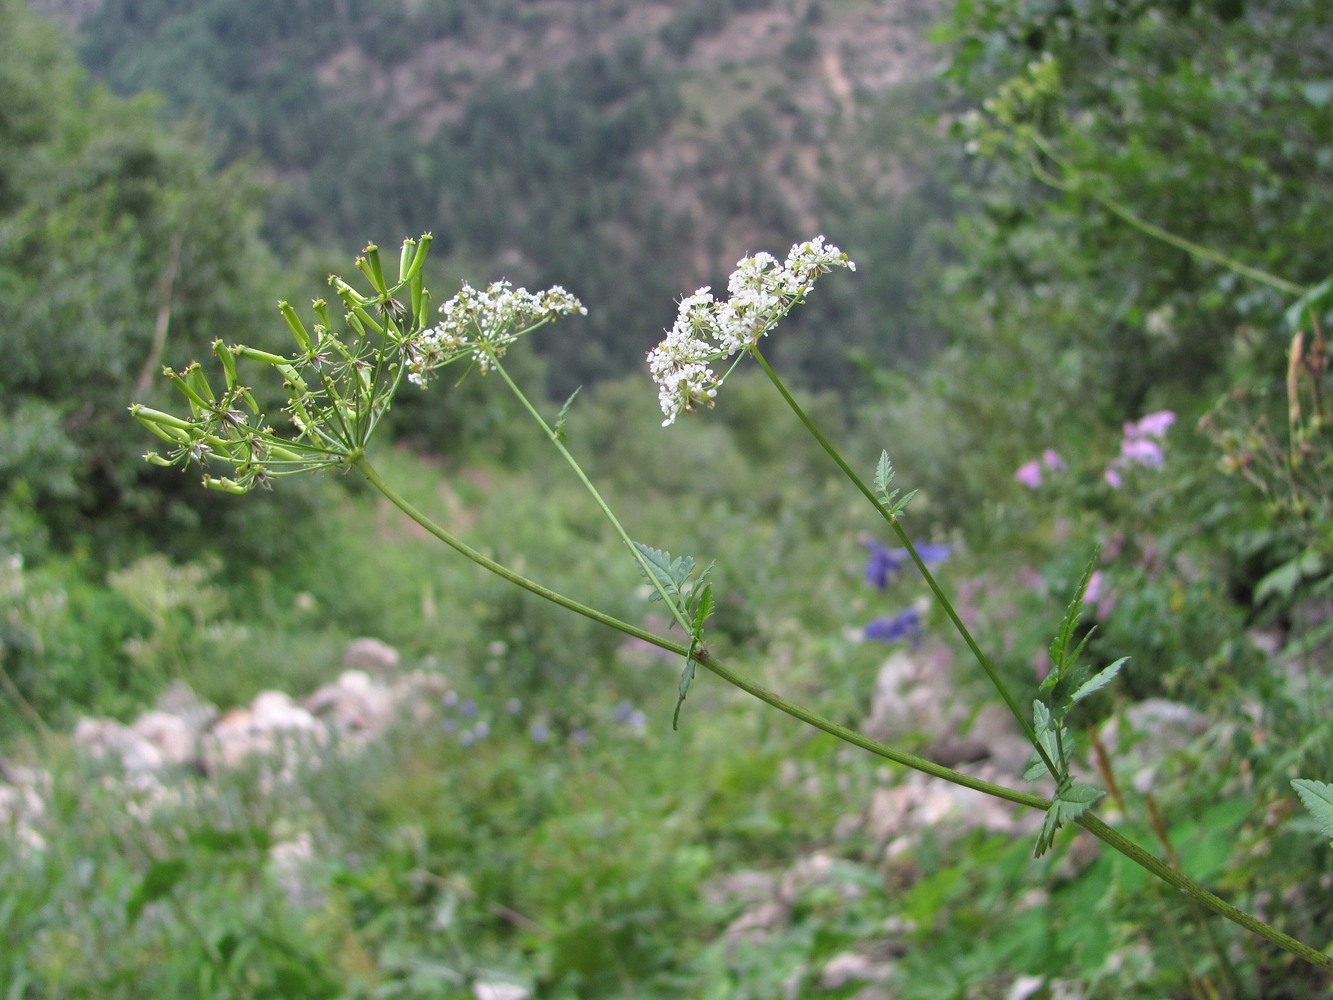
[26, 0, 948, 389]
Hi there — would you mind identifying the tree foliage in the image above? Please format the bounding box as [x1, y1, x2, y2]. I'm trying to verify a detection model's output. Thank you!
[0, 0, 309, 563]
[865, 0, 1333, 527]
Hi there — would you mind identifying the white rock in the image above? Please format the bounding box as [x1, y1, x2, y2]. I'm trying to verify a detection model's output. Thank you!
[701, 869, 779, 909]
[132, 710, 198, 767]
[780, 852, 866, 905]
[342, 636, 400, 676]
[250, 690, 323, 735]
[154, 680, 218, 733]
[204, 692, 327, 773]
[73, 717, 164, 773]
[820, 951, 880, 990]
[472, 983, 530, 1000]
[724, 899, 789, 952]
[0, 771, 47, 854]
[1100, 698, 1208, 792]
[304, 670, 396, 739]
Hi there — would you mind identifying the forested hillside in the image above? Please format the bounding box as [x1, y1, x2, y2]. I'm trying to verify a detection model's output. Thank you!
[31, 0, 946, 390]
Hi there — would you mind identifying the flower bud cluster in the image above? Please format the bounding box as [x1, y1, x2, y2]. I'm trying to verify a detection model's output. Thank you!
[647, 236, 854, 426]
[407, 281, 585, 385]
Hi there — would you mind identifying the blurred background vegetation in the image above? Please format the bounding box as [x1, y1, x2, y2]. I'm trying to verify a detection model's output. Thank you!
[2, 0, 1332, 994]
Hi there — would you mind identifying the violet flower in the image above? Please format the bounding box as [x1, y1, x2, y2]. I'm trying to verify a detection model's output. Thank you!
[1125, 410, 1176, 439]
[863, 606, 923, 647]
[1120, 437, 1164, 468]
[863, 540, 951, 590]
[1015, 459, 1043, 489]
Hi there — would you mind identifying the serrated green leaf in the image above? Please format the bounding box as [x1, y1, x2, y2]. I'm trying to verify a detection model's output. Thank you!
[1292, 779, 1333, 842]
[1031, 699, 1067, 778]
[1049, 550, 1100, 675]
[684, 560, 716, 611]
[1033, 699, 1052, 730]
[691, 584, 714, 634]
[1034, 782, 1104, 856]
[1070, 656, 1128, 705]
[1023, 752, 1047, 782]
[874, 450, 893, 496]
[126, 857, 188, 923]
[634, 541, 690, 606]
[673, 657, 697, 730]
[554, 387, 581, 442]
[886, 488, 918, 518]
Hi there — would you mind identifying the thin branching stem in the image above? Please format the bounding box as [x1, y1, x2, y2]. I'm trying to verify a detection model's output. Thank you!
[350, 455, 1048, 810]
[746, 345, 1054, 771]
[362, 449, 1333, 972]
[1077, 814, 1333, 974]
[1027, 133, 1306, 298]
[488, 358, 694, 637]
[744, 348, 1333, 976]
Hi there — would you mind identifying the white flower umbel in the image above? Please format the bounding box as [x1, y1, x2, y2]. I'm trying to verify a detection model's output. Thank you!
[647, 236, 854, 425]
[409, 281, 585, 385]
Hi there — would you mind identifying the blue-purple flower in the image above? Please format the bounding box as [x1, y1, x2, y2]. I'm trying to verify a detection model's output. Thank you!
[863, 606, 923, 647]
[863, 540, 951, 590]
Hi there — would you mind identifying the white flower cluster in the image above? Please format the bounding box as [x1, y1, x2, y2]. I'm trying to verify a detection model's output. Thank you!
[647, 236, 854, 425]
[407, 280, 585, 385]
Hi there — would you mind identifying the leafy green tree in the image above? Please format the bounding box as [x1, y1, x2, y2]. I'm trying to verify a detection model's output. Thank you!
[868, 0, 1333, 527]
[0, 0, 306, 563]
[937, 0, 1332, 411]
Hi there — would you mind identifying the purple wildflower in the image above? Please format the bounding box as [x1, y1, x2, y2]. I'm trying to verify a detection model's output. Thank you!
[1125, 410, 1176, 439]
[612, 700, 635, 723]
[864, 540, 910, 588]
[1042, 449, 1067, 471]
[916, 543, 953, 565]
[863, 606, 922, 647]
[1083, 570, 1103, 606]
[1083, 569, 1115, 619]
[1106, 409, 1175, 485]
[529, 721, 551, 743]
[863, 540, 951, 590]
[1015, 459, 1042, 489]
[1120, 436, 1164, 468]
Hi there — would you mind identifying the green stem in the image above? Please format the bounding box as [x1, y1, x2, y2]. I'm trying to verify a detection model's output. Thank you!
[747, 346, 1056, 774]
[350, 454, 1046, 810]
[488, 360, 694, 637]
[1078, 813, 1333, 975]
[354, 453, 1333, 975]
[1028, 134, 1305, 298]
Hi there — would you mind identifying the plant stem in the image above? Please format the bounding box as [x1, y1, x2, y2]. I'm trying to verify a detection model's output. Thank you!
[351, 453, 1333, 976]
[350, 455, 1047, 810]
[1078, 813, 1333, 975]
[488, 360, 694, 636]
[747, 345, 1053, 772]
[1027, 133, 1305, 298]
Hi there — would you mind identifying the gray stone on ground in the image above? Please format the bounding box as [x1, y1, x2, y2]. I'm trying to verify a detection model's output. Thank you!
[342, 637, 400, 676]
